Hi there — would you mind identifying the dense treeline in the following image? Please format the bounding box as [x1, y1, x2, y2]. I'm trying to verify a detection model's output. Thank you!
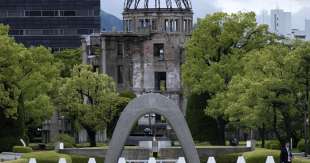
[0, 24, 129, 151]
[183, 12, 310, 147]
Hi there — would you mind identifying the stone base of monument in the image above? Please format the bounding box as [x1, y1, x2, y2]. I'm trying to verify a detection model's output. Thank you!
[139, 140, 171, 149]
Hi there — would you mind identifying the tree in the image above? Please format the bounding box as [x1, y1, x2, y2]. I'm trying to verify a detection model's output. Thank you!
[182, 12, 273, 144]
[0, 24, 60, 143]
[54, 49, 82, 77]
[210, 44, 305, 146]
[186, 93, 219, 144]
[58, 64, 128, 147]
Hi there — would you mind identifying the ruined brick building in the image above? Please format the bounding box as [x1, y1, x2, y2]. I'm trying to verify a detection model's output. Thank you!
[82, 0, 193, 143]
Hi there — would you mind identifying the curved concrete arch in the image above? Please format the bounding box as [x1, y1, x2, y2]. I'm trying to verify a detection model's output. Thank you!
[104, 93, 200, 163]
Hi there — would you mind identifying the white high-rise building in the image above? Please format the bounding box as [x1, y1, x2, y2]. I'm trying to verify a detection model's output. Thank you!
[306, 19, 310, 41]
[270, 9, 292, 36]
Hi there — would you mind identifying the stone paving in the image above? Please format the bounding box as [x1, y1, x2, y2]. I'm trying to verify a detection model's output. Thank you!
[0, 152, 22, 162]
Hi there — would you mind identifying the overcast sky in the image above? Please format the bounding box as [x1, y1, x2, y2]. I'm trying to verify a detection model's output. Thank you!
[101, 0, 310, 30]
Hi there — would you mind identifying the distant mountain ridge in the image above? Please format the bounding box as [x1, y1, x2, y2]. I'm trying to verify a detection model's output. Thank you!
[101, 10, 123, 32]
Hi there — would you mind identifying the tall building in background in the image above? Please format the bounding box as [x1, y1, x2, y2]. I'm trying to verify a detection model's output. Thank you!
[270, 9, 292, 36]
[0, 0, 100, 52]
[306, 20, 310, 41]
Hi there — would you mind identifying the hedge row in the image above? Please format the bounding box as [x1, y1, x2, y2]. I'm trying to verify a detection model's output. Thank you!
[12, 146, 33, 153]
[202, 148, 310, 163]
[3, 152, 104, 163]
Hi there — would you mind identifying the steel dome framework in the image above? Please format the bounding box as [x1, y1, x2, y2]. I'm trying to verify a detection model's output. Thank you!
[124, 0, 192, 10]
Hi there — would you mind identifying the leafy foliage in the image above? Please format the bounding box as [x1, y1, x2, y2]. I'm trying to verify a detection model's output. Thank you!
[58, 64, 128, 146]
[54, 49, 81, 77]
[0, 24, 60, 142]
[186, 93, 218, 144]
[182, 12, 310, 145]
[182, 12, 274, 143]
[56, 134, 75, 148]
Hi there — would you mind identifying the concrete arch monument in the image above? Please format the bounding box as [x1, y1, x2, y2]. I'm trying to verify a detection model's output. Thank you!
[104, 93, 200, 163]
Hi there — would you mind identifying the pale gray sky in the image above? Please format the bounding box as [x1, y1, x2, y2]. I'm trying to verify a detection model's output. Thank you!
[101, 0, 310, 29]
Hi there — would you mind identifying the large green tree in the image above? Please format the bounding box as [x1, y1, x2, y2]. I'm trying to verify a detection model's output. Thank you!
[0, 24, 60, 144]
[212, 44, 304, 146]
[182, 12, 273, 144]
[58, 64, 128, 147]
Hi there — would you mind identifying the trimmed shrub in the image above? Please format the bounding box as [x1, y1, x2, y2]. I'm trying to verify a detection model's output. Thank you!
[70, 155, 104, 163]
[215, 153, 240, 163]
[298, 139, 305, 152]
[201, 149, 280, 163]
[243, 148, 280, 163]
[22, 151, 72, 163]
[28, 144, 39, 150]
[265, 140, 281, 150]
[12, 146, 33, 153]
[297, 139, 310, 152]
[294, 157, 310, 163]
[56, 134, 75, 148]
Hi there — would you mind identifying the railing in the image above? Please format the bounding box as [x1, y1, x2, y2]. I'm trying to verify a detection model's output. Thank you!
[27, 156, 276, 163]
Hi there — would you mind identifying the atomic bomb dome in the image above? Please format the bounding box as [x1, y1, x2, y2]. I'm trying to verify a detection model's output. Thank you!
[124, 0, 192, 10]
[82, 0, 194, 153]
[122, 0, 193, 34]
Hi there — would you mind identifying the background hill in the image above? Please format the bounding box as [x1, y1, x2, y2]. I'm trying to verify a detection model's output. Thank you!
[101, 10, 123, 32]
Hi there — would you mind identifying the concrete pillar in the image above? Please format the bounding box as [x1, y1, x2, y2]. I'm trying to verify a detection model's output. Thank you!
[58, 158, 67, 163]
[29, 158, 37, 163]
[100, 37, 107, 73]
[177, 157, 186, 163]
[88, 158, 96, 163]
[148, 157, 156, 163]
[81, 38, 88, 64]
[236, 156, 246, 163]
[265, 156, 275, 163]
[117, 158, 126, 163]
[207, 157, 216, 163]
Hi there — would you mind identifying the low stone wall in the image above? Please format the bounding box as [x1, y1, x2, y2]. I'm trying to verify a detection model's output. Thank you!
[60, 146, 252, 159]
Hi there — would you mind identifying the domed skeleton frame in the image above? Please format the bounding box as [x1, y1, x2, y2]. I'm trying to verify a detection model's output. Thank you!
[124, 0, 192, 10]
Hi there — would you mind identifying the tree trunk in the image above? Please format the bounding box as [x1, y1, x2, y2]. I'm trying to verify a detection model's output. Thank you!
[281, 112, 299, 147]
[216, 117, 226, 145]
[17, 92, 28, 144]
[86, 128, 96, 147]
[273, 108, 285, 145]
[258, 124, 266, 148]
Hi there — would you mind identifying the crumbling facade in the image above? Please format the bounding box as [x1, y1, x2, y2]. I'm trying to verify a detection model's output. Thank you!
[82, 0, 193, 143]
[83, 0, 193, 111]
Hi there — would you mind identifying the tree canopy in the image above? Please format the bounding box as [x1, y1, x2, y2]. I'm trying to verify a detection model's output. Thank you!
[0, 24, 61, 140]
[182, 12, 310, 146]
[58, 64, 129, 146]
